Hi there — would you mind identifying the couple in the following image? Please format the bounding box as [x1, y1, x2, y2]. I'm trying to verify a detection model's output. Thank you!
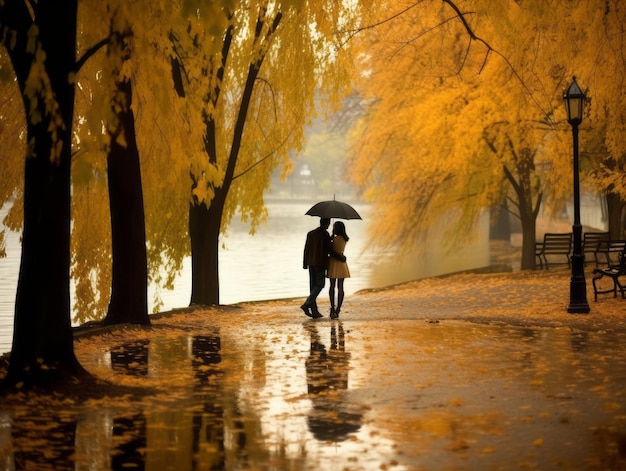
[301, 217, 351, 319]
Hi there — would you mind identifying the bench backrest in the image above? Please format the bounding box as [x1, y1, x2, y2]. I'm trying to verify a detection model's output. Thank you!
[596, 239, 626, 267]
[541, 233, 572, 254]
[583, 232, 609, 252]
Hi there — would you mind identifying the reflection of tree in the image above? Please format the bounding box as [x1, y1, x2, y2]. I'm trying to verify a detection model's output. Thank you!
[110, 340, 150, 376]
[11, 414, 77, 469]
[190, 331, 233, 469]
[305, 323, 362, 442]
[112, 413, 147, 470]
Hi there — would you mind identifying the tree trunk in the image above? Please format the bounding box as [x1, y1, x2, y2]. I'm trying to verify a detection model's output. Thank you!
[501, 152, 540, 271]
[3, 0, 86, 388]
[606, 191, 624, 240]
[186, 12, 280, 307]
[520, 215, 537, 270]
[104, 33, 149, 326]
[189, 192, 225, 306]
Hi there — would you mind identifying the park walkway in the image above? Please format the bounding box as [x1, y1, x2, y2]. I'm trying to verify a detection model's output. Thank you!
[1, 267, 626, 470]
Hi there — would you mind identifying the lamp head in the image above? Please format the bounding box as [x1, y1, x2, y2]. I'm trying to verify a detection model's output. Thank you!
[563, 76, 585, 125]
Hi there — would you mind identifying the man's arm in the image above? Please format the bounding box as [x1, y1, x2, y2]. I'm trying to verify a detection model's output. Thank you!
[330, 249, 346, 262]
[326, 234, 346, 262]
[303, 233, 310, 268]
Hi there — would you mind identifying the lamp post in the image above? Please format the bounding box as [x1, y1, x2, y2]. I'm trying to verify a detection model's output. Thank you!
[564, 76, 590, 314]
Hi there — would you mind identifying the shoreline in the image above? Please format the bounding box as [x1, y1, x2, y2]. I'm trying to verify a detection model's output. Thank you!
[3, 260, 622, 361]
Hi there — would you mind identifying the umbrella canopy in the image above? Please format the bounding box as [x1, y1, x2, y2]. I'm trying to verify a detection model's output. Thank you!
[305, 199, 362, 220]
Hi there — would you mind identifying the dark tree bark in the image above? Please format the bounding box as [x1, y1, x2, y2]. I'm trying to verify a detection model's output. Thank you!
[484, 127, 541, 271]
[189, 199, 224, 306]
[605, 191, 625, 240]
[103, 28, 149, 326]
[502, 152, 541, 271]
[1, 0, 86, 388]
[188, 11, 281, 306]
[189, 60, 265, 306]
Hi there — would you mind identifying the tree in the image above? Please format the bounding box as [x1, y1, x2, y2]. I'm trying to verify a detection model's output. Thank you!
[175, 1, 355, 306]
[188, 7, 283, 306]
[483, 119, 545, 269]
[69, 1, 193, 323]
[0, 0, 86, 387]
[346, 1, 587, 269]
[573, 0, 626, 239]
[102, 19, 149, 326]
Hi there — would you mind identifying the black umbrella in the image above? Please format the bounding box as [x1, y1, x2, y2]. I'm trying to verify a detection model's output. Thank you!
[305, 199, 362, 220]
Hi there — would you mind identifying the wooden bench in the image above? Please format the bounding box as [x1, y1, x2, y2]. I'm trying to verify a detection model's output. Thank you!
[535, 233, 572, 269]
[592, 251, 626, 301]
[582, 232, 609, 265]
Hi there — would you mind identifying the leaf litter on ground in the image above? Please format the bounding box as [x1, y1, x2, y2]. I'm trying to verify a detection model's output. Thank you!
[0, 268, 625, 470]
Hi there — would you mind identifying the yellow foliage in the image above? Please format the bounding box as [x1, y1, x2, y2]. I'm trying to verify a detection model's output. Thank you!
[64, 0, 359, 318]
[347, 0, 626, 254]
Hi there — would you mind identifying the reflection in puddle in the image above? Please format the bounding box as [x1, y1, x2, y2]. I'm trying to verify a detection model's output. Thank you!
[111, 339, 150, 376]
[0, 320, 625, 470]
[190, 332, 227, 469]
[11, 413, 76, 470]
[305, 323, 362, 442]
[112, 413, 146, 470]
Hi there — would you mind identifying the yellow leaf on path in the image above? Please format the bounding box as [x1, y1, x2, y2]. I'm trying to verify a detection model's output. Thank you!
[604, 402, 622, 412]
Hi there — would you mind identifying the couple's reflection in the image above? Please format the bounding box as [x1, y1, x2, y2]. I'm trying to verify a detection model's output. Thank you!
[305, 322, 362, 442]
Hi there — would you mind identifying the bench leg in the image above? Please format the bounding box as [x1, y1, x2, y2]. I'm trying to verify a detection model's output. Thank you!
[592, 273, 600, 301]
[592, 272, 618, 301]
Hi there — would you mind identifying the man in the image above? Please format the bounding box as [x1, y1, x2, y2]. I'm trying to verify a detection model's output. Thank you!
[302, 218, 346, 318]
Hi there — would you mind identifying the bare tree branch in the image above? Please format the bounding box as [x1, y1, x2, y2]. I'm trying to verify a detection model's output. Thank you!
[75, 37, 111, 74]
[442, 0, 552, 120]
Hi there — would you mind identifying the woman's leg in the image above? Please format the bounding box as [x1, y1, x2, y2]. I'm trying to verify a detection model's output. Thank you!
[329, 278, 336, 315]
[336, 278, 345, 315]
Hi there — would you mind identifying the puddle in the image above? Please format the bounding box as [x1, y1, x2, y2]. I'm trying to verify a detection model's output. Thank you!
[1, 320, 625, 470]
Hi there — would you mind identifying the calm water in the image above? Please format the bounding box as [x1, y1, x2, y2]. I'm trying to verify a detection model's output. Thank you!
[0, 200, 490, 353]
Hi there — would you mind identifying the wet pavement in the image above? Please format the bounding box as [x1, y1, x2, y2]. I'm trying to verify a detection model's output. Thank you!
[1, 268, 626, 470]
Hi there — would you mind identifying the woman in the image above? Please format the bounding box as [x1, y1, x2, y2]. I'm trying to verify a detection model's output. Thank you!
[327, 221, 350, 319]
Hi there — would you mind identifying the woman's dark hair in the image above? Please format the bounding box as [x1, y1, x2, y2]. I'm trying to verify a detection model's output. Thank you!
[333, 221, 349, 242]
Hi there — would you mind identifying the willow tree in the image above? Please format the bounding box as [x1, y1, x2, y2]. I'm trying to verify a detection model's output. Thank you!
[68, 0, 356, 317]
[571, 0, 626, 239]
[172, 1, 356, 306]
[347, 0, 589, 269]
[101, 19, 149, 325]
[0, 0, 170, 388]
[69, 1, 194, 323]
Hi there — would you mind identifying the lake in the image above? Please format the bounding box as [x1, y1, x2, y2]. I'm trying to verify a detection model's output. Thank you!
[0, 200, 490, 353]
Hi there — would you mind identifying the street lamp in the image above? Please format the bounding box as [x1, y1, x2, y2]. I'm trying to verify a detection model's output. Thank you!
[564, 76, 590, 314]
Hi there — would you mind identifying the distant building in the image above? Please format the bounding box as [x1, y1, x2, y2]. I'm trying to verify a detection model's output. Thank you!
[268, 161, 317, 199]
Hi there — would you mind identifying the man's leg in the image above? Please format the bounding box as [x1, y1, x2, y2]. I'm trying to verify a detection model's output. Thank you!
[301, 269, 316, 316]
[304, 266, 325, 316]
[309, 267, 326, 315]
